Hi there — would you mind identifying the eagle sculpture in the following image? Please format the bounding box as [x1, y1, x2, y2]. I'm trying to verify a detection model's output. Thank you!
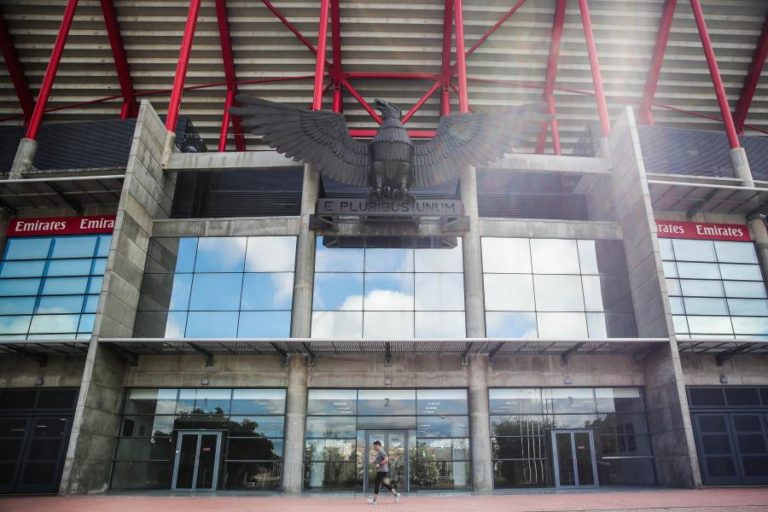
[232, 96, 547, 199]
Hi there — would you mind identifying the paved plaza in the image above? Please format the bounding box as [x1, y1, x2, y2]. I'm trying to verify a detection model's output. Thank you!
[1, 488, 768, 512]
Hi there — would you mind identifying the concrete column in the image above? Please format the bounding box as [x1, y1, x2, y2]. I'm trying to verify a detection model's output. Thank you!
[291, 164, 319, 338]
[460, 166, 485, 338]
[730, 147, 754, 187]
[749, 218, 768, 286]
[467, 354, 492, 493]
[282, 354, 309, 494]
[9, 137, 37, 178]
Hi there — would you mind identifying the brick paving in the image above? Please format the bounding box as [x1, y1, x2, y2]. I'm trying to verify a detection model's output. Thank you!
[1, 488, 768, 512]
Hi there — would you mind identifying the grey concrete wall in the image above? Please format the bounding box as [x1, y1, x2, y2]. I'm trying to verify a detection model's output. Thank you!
[0, 355, 86, 388]
[283, 355, 309, 494]
[468, 354, 492, 493]
[490, 354, 645, 387]
[607, 107, 701, 488]
[151, 216, 301, 237]
[479, 218, 622, 240]
[681, 354, 768, 386]
[60, 100, 175, 494]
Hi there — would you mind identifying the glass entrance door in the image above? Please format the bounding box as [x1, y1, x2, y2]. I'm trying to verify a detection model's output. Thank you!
[363, 430, 408, 493]
[551, 430, 598, 488]
[172, 431, 222, 491]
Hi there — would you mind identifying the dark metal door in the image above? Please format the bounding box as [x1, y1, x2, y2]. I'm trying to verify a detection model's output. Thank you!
[693, 413, 740, 485]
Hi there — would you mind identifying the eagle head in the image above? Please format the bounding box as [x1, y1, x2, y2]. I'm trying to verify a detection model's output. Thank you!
[374, 99, 403, 120]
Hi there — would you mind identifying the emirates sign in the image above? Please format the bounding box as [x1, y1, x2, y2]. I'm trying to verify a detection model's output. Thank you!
[7, 215, 116, 237]
[655, 220, 751, 242]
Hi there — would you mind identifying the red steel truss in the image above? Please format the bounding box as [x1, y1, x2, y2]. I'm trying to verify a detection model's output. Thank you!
[13, 0, 762, 151]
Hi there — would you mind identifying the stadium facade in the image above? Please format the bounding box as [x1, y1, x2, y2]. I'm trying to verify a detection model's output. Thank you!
[0, 0, 768, 496]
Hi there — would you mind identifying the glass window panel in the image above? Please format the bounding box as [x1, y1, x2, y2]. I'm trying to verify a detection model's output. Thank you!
[45, 258, 93, 277]
[365, 274, 414, 309]
[364, 248, 413, 272]
[687, 316, 734, 335]
[677, 262, 721, 280]
[534, 275, 584, 311]
[662, 261, 678, 278]
[194, 237, 246, 272]
[124, 389, 178, 415]
[546, 388, 596, 413]
[531, 239, 580, 274]
[189, 273, 242, 311]
[552, 414, 600, 428]
[673, 239, 716, 262]
[669, 297, 685, 315]
[493, 460, 551, 488]
[680, 279, 724, 297]
[4, 238, 52, 260]
[114, 437, 174, 462]
[728, 299, 768, 316]
[237, 311, 291, 338]
[110, 461, 172, 490]
[0, 260, 46, 278]
[170, 238, 197, 273]
[305, 416, 357, 438]
[715, 242, 758, 264]
[229, 416, 285, 438]
[303, 461, 355, 489]
[485, 312, 537, 338]
[417, 389, 468, 415]
[415, 312, 466, 338]
[227, 437, 283, 461]
[363, 312, 414, 338]
[724, 281, 767, 298]
[41, 277, 88, 295]
[176, 390, 196, 414]
[87, 277, 103, 294]
[489, 389, 542, 414]
[29, 314, 80, 334]
[307, 389, 357, 416]
[164, 311, 187, 338]
[417, 416, 469, 438]
[586, 312, 607, 338]
[51, 236, 97, 258]
[231, 389, 286, 415]
[311, 311, 362, 338]
[96, 235, 112, 257]
[582, 276, 605, 311]
[0, 278, 41, 296]
[481, 238, 531, 274]
[245, 236, 296, 272]
[537, 312, 588, 338]
[719, 264, 762, 281]
[185, 311, 238, 338]
[414, 274, 464, 311]
[305, 439, 355, 461]
[659, 238, 674, 260]
[666, 278, 682, 296]
[241, 273, 294, 310]
[683, 298, 729, 316]
[358, 389, 415, 415]
[121, 415, 175, 437]
[194, 389, 231, 414]
[315, 239, 364, 272]
[36, 295, 84, 314]
[484, 274, 534, 310]
[91, 258, 107, 275]
[0, 297, 35, 315]
[0, 315, 31, 335]
[167, 274, 192, 311]
[732, 317, 768, 336]
[595, 388, 644, 413]
[577, 240, 599, 275]
[313, 273, 363, 311]
[414, 242, 463, 272]
[223, 461, 282, 490]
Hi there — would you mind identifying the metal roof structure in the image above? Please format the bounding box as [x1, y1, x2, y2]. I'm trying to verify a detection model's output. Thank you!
[0, 0, 767, 154]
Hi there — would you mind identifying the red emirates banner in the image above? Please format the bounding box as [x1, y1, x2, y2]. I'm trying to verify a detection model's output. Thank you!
[656, 220, 751, 241]
[7, 215, 116, 237]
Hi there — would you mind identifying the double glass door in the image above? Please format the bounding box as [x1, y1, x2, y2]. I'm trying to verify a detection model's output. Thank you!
[551, 430, 599, 488]
[172, 431, 222, 491]
[363, 430, 408, 493]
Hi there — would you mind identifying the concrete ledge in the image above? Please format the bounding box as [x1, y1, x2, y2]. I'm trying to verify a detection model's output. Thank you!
[479, 218, 622, 239]
[152, 216, 302, 237]
[481, 154, 611, 175]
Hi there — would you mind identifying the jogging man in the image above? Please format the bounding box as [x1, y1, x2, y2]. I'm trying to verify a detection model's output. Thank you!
[370, 440, 401, 504]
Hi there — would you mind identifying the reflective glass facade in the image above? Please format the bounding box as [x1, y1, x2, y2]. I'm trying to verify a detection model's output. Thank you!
[481, 238, 636, 338]
[134, 237, 297, 338]
[305, 389, 471, 491]
[311, 239, 465, 338]
[0, 235, 111, 340]
[490, 387, 654, 488]
[111, 388, 286, 490]
[660, 239, 768, 339]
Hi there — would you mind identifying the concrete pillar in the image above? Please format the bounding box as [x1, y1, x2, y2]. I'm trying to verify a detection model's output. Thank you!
[10, 137, 37, 178]
[730, 147, 754, 187]
[291, 164, 319, 338]
[467, 354, 492, 493]
[282, 354, 309, 494]
[749, 218, 768, 286]
[460, 166, 485, 338]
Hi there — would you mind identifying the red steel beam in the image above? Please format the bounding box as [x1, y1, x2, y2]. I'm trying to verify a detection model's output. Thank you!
[313, 0, 331, 110]
[261, 0, 317, 55]
[0, 9, 34, 122]
[465, 0, 526, 59]
[402, 80, 442, 123]
[689, 0, 740, 148]
[577, 0, 611, 136]
[100, 0, 138, 119]
[341, 78, 382, 123]
[441, 0, 454, 115]
[215, 0, 245, 151]
[345, 71, 438, 80]
[638, 0, 677, 126]
[535, 0, 566, 154]
[165, 0, 201, 133]
[350, 129, 436, 138]
[453, 0, 469, 113]
[26, 0, 79, 140]
[330, 0, 343, 112]
[733, 14, 768, 134]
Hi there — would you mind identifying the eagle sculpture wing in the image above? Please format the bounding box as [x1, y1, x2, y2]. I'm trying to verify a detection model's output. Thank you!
[232, 96, 370, 187]
[412, 103, 549, 187]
